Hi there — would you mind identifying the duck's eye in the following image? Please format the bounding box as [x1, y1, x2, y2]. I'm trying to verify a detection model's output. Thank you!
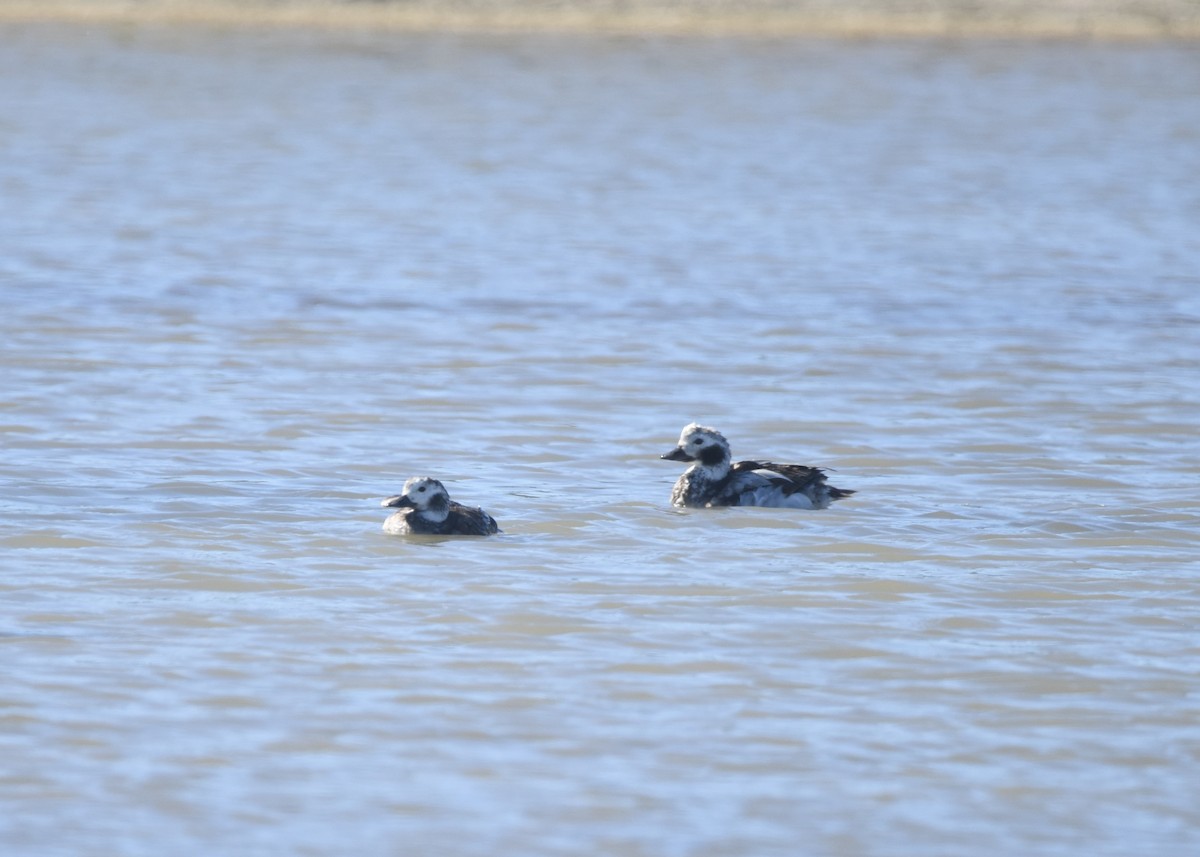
[418, 486, 427, 492]
[692, 438, 703, 445]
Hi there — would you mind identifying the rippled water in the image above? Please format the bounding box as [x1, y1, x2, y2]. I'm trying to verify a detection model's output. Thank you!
[2, 22, 1199, 855]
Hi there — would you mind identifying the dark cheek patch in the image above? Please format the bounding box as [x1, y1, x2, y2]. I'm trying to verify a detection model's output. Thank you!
[700, 445, 726, 467]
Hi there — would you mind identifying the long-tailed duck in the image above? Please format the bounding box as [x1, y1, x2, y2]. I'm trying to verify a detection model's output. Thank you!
[381, 477, 499, 536]
[661, 423, 854, 510]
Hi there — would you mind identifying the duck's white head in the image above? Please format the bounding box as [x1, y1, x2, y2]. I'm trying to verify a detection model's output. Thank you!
[382, 476, 451, 521]
[660, 423, 731, 469]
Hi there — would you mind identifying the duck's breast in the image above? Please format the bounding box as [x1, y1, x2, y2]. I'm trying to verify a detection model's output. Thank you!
[383, 512, 414, 534]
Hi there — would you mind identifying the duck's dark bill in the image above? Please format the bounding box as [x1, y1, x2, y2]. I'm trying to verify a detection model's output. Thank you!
[661, 448, 694, 462]
[382, 495, 414, 507]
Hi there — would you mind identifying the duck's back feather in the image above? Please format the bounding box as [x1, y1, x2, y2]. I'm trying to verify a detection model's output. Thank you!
[444, 502, 500, 535]
[711, 460, 854, 509]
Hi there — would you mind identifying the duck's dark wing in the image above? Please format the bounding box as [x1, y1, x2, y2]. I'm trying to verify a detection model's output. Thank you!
[733, 459, 827, 492]
[718, 460, 855, 508]
[446, 502, 500, 536]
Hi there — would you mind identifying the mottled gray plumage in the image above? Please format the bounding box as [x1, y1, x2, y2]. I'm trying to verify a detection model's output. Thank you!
[381, 476, 499, 536]
[661, 423, 854, 510]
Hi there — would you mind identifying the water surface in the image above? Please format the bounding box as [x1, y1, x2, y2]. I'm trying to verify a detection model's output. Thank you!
[2, 23, 1199, 856]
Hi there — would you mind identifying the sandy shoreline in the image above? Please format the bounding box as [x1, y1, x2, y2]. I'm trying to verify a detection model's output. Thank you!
[2, 0, 1199, 39]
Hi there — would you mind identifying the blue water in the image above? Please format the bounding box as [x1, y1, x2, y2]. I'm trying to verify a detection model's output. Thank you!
[2, 23, 1199, 856]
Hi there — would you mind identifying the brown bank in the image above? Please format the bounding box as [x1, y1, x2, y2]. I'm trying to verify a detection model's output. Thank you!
[1, 0, 1199, 39]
